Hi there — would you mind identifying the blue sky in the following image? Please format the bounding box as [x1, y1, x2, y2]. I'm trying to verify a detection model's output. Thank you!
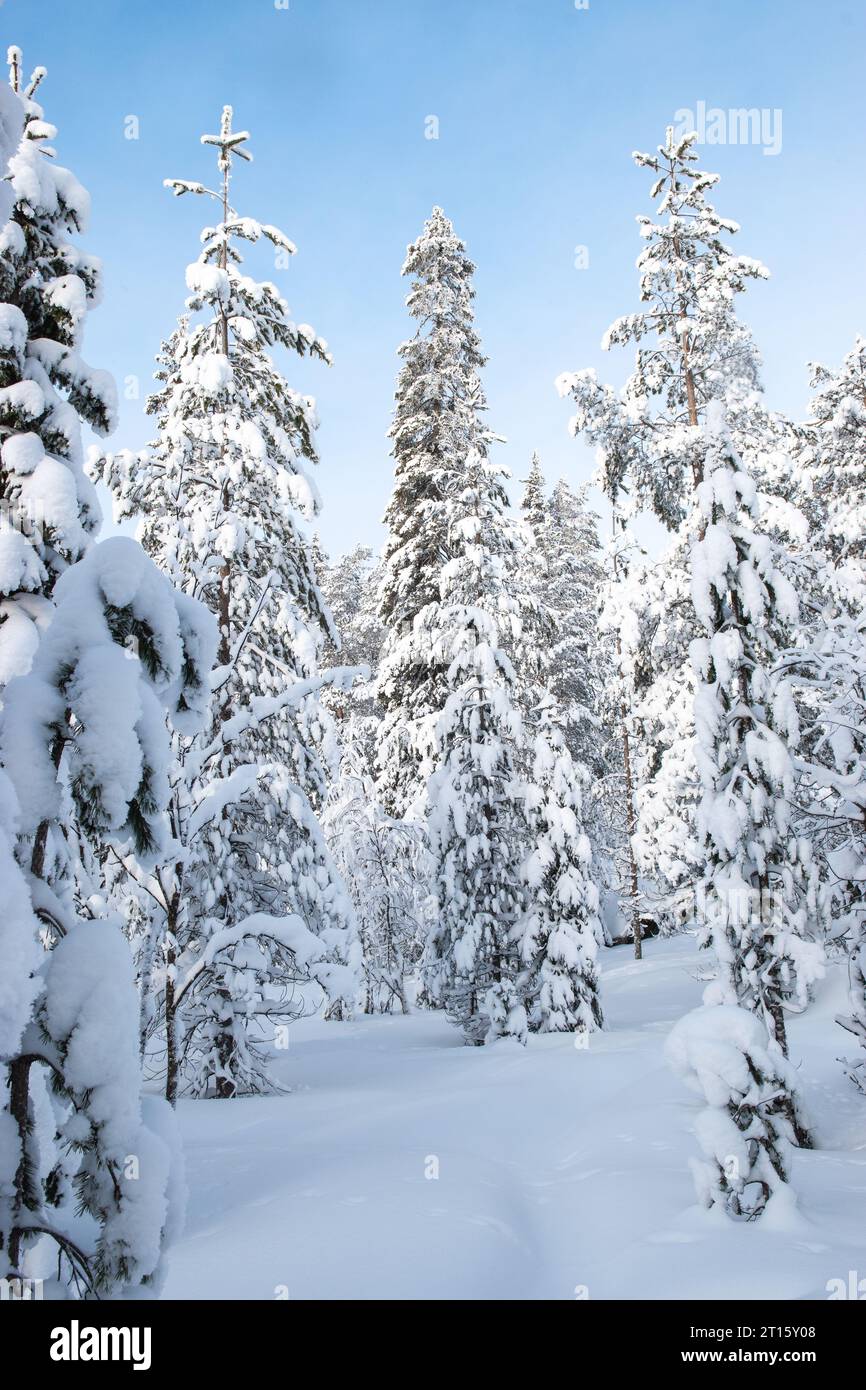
[6, 0, 866, 554]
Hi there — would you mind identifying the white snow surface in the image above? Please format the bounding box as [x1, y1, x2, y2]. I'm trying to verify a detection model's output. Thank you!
[162, 935, 865, 1300]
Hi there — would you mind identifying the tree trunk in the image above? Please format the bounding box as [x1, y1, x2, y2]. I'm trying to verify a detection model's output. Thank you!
[165, 938, 178, 1107]
[611, 524, 643, 961]
[214, 989, 238, 1099]
[7, 1055, 37, 1274]
[620, 692, 643, 961]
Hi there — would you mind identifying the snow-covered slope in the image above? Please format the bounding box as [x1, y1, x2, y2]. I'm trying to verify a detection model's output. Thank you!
[163, 935, 865, 1300]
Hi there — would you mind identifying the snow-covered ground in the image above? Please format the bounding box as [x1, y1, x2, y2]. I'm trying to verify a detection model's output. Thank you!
[163, 935, 866, 1300]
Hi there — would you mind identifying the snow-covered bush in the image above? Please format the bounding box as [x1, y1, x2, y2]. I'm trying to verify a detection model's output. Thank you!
[666, 1005, 804, 1221]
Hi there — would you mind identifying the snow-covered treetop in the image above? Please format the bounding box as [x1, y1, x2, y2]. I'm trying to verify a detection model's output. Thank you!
[96, 107, 337, 664]
[400, 206, 484, 360]
[0, 49, 117, 685]
[621, 126, 767, 380]
[163, 106, 329, 371]
[519, 452, 547, 552]
[380, 207, 492, 634]
[557, 127, 769, 526]
[2, 49, 109, 382]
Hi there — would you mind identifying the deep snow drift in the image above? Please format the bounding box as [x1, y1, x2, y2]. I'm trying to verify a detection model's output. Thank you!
[163, 935, 865, 1300]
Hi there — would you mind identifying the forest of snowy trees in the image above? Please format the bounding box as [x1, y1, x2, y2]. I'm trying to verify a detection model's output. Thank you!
[0, 42, 864, 1302]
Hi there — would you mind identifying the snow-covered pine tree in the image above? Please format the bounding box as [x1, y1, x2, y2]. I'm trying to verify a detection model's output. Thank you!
[556, 125, 782, 929]
[424, 441, 526, 1045]
[519, 694, 603, 1034]
[689, 404, 823, 1140]
[377, 207, 491, 820]
[0, 48, 114, 688]
[94, 108, 359, 1099]
[559, 126, 769, 523]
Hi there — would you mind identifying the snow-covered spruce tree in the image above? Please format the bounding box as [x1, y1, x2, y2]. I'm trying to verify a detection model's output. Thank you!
[377, 207, 492, 820]
[512, 453, 554, 703]
[1, 537, 211, 1295]
[424, 442, 527, 1045]
[324, 717, 431, 1014]
[666, 1004, 804, 1220]
[546, 479, 610, 771]
[517, 459, 611, 776]
[689, 405, 823, 1138]
[556, 126, 783, 927]
[545, 479, 627, 917]
[519, 452, 547, 551]
[0, 55, 195, 1295]
[519, 694, 603, 1034]
[515, 458, 622, 938]
[0, 50, 113, 688]
[94, 109, 359, 1100]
